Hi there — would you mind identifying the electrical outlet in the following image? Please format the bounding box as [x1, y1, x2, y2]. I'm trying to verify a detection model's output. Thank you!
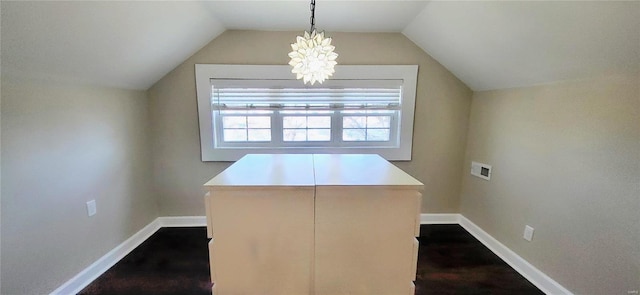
[523, 225, 534, 241]
[86, 200, 97, 217]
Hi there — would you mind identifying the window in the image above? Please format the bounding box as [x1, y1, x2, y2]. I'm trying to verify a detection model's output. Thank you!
[196, 65, 418, 161]
[221, 112, 272, 142]
[282, 112, 331, 142]
[342, 111, 393, 141]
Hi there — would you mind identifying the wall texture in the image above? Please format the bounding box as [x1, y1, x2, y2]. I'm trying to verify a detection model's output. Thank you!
[0, 40, 3, 295]
[460, 76, 639, 294]
[0, 76, 158, 294]
[148, 30, 472, 215]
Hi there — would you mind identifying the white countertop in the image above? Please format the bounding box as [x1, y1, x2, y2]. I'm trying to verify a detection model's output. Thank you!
[312, 154, 423, 188]
[205, 154, 423, 188]
[204, 154, 315, 187]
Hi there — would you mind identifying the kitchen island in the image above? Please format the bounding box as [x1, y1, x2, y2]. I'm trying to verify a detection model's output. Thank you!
[204, 154, 423, 295]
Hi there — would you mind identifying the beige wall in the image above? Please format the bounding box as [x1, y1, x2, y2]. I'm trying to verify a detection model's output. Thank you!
[0, 45, 3, 295]
[0, 76, 158, 294]
[460, 76, 640, 294]
[148, 30, 472, 215]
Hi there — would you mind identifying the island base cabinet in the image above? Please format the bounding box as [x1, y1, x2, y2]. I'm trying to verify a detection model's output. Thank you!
[208, 187, 315, 295]
[208, 239, 216, 283]
[205, 154, 424, 295]
[314, 187, 422, 295]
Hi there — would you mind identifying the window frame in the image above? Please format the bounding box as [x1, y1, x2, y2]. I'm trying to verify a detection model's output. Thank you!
[196, 64, 418, 161]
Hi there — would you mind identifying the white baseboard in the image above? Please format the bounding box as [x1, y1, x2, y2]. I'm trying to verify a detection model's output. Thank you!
[50, 218, 162, 295]
[158, 216, 207, 227]
[420, 213, 461, 224]
[458, 215, 573, 295]
[50, 216, 207, 295]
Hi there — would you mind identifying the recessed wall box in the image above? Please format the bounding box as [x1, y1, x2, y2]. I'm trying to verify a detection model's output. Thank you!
[86, 200, 97, 217]
[471, 161, 492, 180]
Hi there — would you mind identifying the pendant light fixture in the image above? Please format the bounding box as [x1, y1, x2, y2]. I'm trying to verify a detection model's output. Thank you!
[288, 0, 338, 85]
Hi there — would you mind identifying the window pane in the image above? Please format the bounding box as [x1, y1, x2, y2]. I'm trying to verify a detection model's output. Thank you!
[308, 129, 331, 141]
[222, 116, 247, 128]
[247, 116, 271, 128]
[248, 129, 271, 141]
[367, 129, 390, 141]
[367, 116, 391, 128]
[283, 116, 307, 128]
[343, 116, 366, 128]
[307, 116, 331, 128]
[283, 129, 307, 141]
[343, 129, 366, 141]
[223, 129, 247, 142]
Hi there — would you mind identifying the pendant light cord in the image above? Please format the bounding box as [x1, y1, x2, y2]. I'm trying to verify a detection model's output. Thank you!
[310, 0, 316, 32]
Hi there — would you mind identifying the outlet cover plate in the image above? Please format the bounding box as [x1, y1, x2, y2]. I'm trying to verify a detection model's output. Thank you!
[86, 200, 97, 217]
[523, 225, 534, 241]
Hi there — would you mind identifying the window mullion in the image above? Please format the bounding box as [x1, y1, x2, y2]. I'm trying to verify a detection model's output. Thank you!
[332, 110, 342, 147]
[213, 111, 224, 147]
[391, 111, 400, 145]
[272, 110, 284, 146]
[244, 116, 249, 142]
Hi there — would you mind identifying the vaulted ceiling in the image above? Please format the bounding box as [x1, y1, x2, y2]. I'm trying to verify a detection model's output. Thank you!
[2, 1, 638, 91]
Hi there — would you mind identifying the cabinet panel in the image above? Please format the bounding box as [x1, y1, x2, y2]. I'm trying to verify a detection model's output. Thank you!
[414, 192, 422, 237]
[209, 187, 314, 295]
[205, 192, 213, 238]
[208, 239, 217, 283]
[411, 238, 419, 281]
[314, 187, 420, 295]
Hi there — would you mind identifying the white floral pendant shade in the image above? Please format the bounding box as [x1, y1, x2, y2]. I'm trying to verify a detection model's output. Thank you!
[288, 30, 338, 85]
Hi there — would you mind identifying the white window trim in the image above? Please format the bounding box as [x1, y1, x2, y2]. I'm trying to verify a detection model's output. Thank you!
[195, 64, 418, 161]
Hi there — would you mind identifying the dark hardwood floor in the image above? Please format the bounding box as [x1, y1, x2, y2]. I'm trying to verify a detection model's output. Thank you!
[415, 225, 542, 295]
[79, 225, 543, 295]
